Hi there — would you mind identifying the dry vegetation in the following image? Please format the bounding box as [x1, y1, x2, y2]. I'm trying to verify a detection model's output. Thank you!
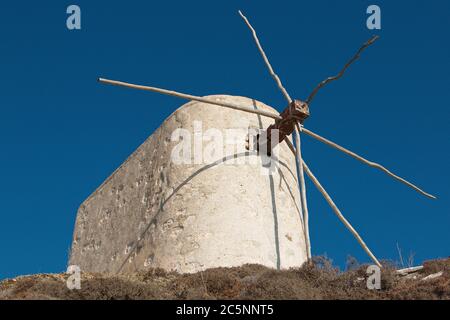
[0, 257, 448, 300]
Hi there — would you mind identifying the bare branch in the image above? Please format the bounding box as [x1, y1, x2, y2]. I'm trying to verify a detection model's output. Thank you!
[238, 10, 292, 103]
[302, 160, 382, 268]
[306, 35, 380, 104]
[294, 124, 311, 260]
[98, 77, 281, 120]
[396, 242, 405, 268]
[301, 127, 437, 199]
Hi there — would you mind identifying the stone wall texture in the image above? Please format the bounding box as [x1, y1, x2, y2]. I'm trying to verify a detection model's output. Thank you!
[69, 95, 308, 274]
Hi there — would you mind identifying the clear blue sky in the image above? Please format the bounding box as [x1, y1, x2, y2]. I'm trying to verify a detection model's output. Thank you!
[0, 1, 448, 279]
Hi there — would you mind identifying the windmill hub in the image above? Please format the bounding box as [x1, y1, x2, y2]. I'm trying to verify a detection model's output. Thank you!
[259, 100, 310, 155]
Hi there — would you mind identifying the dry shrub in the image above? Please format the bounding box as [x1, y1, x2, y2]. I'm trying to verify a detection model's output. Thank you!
[1, 257, 448, 300]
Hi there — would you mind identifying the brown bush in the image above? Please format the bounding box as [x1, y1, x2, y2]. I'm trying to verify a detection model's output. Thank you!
[1, 257, 448, 300]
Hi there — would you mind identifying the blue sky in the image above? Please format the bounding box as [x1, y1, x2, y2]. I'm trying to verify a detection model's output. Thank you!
[0, 1, 448, 279]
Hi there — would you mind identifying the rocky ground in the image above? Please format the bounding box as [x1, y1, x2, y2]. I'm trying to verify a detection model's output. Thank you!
[0, 257, 448, 300]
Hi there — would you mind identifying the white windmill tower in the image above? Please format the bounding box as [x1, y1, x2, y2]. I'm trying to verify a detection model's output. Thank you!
[70, 11, 435, 274]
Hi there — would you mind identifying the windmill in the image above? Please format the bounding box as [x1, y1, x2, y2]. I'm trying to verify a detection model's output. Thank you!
[98, 11, 436, 269]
